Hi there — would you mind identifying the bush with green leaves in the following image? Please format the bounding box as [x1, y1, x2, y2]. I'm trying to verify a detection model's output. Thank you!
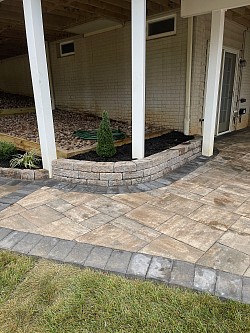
[0, 141, 17, 161]
[10, 150, 41, 169]
[96, 111, 116, 158]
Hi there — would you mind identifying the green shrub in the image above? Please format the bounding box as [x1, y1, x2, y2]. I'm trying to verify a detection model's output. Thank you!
[10, 151, 41, 169]
[96, 111, 116, 158]
[0, 141, 17, 161]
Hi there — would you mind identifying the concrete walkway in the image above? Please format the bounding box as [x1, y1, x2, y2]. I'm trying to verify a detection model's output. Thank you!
[0, 129, 249, 303]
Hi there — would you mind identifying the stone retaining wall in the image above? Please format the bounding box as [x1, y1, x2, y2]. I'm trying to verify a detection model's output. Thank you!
[52, 138, 202, 186]
[0, 167, 49, 180]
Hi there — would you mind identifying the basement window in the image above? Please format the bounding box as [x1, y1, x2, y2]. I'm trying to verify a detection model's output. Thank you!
[147, 15, 176, 40]
[60, 41, 75, 57]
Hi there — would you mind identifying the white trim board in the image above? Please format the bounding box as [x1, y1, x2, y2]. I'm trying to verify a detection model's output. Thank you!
[181, 0, 250, 17]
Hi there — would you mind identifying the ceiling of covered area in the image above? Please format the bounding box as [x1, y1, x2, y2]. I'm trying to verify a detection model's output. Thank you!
[1, 0, 250, 60]
[0, 0, 181, 60]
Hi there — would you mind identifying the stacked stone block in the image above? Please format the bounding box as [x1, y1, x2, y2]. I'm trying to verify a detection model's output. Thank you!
[52, 138, 202, 186]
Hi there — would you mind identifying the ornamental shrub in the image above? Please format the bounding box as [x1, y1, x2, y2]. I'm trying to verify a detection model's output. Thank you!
[10, 150, 41, 169]
[96, 111, 116, 157]
[0, 141, 17, 161]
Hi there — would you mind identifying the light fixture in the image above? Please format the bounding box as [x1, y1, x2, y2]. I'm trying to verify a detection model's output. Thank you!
[239, 58, 247, 67]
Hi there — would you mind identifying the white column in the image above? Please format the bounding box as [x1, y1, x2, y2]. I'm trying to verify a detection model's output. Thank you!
[22, 0, 57, 176]
[132, 0, 146, 159]
[202, 10, 225, 156]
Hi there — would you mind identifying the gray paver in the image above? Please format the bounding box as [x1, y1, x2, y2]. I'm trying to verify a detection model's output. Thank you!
[170, 261, 195, 288]
[12, 233, 43, 254]
[47, 239, 76, 261]
[64, 243, 94, 265]
[105, 250, 132, 275]
[242, 277, 250, 304]
[0, 230, 26, 249]
[0, 203, 9, 211]
[29, 236, 59, 257]
[194, 266, 217, 293]
[0, 227, 12, 241]
[215, 271, 242, 302]
[146, 256, 173, 283]
[127, 253, 152, 279]
[85, 246, 112, 270]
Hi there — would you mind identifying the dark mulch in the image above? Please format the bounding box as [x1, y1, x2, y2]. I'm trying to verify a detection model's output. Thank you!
[72, 131, 194, 162]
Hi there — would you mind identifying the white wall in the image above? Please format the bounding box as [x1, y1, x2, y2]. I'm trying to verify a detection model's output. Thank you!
[0, 54, 33, 96]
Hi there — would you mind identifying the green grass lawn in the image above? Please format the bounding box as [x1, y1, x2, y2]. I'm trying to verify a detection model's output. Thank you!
[0, 250, 249, 333]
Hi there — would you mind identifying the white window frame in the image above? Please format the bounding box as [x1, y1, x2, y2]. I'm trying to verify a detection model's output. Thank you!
[147, 14, 176, 40]
[60, 40, 75, 57]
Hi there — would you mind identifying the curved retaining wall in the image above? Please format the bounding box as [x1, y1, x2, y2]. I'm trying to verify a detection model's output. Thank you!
[52, 138, 202, 186]
[0, 167, 49, 180]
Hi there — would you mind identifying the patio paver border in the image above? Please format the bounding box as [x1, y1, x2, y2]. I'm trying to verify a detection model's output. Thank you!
[0, 227, 248, 304]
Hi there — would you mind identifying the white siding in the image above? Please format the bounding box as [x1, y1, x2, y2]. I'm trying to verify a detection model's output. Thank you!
[190, 15, 250, 134]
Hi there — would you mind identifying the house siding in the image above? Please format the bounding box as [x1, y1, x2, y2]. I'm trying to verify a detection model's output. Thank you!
[190, 15, 250, 134]
[0, 54, 33, 97]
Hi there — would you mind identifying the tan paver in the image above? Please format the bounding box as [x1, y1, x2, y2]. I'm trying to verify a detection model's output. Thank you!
[0, 214, 40, 233]
[235, 200, 250, 216]
[230, 216, 250, 235]
[0, 204, 26, 220]
[111, 192, 154, 208]
[201, 189, 247, 212]
[38, 217, 90, 240]
[150, 193, 202, 216]
[86, 196, 132, 218]
[141, 234, 203, 263]
[125, 203, 174, 228]
[188, 204, 240, 231]
[244, 267, 250, 277]
[156, 214, 224, 251]
[111, 216, 160, 243]
[18, 189, 56, 209]
[76, 223, 148, 252]
[197, 243, 250, 275]
[219, 230, 250, 256]
[65, 205, 99, 223]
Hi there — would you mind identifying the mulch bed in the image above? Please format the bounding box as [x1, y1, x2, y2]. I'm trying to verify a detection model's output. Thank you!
[72, 131, 194, 162]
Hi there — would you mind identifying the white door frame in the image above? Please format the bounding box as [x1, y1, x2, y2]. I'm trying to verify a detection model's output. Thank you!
[216, 47, 239, 136]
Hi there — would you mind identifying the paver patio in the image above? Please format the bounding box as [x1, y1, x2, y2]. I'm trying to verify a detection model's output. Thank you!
[0, 129, 249, 302]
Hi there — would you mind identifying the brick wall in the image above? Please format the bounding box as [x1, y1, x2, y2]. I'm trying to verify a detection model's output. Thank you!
[49, 10, 188, 130]
[0, 55, 33, 96]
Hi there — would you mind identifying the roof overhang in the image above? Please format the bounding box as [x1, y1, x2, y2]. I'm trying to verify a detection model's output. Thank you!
[181, 0, 250, 17]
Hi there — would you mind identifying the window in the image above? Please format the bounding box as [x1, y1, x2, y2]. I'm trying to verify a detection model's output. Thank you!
[60, 41, 75, 57]
[147, 15, 176, 40]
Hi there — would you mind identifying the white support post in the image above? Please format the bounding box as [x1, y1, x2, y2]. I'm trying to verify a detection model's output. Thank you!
[202, 10, 225, 156]
[22, 0, 57, 176]
[132, 0, 146, 159]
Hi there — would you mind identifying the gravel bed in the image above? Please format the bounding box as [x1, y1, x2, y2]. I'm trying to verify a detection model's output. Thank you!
[0, 109, 163, 151]
[0, 91, 34, 109]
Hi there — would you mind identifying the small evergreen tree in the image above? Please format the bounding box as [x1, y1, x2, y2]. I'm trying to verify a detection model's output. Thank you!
[96, 111, 116, 157]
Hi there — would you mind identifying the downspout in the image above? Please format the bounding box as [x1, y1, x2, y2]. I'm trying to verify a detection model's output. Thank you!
[184, 17, 194, 135]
